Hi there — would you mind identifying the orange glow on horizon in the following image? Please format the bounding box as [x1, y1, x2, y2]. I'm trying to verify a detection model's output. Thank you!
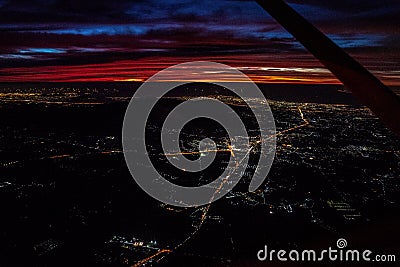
[0, 57, 398, 85]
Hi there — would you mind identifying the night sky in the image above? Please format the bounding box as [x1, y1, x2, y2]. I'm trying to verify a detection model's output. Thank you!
[0, 0, 399, 84]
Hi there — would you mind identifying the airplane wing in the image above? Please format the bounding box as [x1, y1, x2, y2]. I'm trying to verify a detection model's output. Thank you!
[256, 0, 400, 137]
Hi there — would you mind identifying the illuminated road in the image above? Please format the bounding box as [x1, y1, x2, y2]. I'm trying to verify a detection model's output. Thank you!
[276, 104, 310, 137]
[131, 249, 172, 267]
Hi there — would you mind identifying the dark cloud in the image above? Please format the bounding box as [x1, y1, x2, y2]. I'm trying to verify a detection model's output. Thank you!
[0, 0, 146, 23]
[287, 0, 400, 13]
[285, 0, 400, 34]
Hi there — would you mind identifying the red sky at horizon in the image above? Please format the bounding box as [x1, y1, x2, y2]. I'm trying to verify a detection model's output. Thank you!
[0, 0, 399, 85]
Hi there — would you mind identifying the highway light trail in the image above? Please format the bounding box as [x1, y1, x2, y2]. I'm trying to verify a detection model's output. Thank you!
[131, 249, 172, 267]
[275, 105, 310, 137]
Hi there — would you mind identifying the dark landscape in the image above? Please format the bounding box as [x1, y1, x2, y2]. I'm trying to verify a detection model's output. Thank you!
[0, 82, 399, 266]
